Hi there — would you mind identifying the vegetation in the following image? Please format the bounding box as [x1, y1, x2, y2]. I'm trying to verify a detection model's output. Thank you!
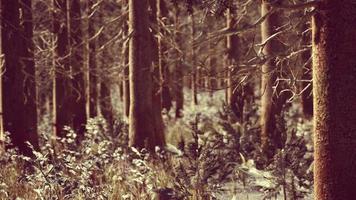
[0, 0, 355, 199]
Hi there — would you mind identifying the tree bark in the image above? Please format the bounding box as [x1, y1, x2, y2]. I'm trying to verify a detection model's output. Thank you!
[122, 0, 130, 118]
[312, 1, 356, 199]
[69, 0, 86, 137]
[150, 0, 165, 146]
[122, 26, 130, 118]
[226, 9, 244, 122]
[53, 0, 72, 137]
[0, 1, 3, 152]
[260, 0, 285, 158]
[2, 0, 39, 155]
[85, 0, 98, 118]
[173, 4, 183, 118]
[128, 0, 165, 149]
[157, 0, 172, 113]
[190, 11, 198, 105]
[99, 81, 114, 132]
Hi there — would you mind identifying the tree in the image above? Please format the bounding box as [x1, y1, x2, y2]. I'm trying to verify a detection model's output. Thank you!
[69, 0, 86, 136]
[53, 0, 72, 137]
[260, 0, 285, 158]
[99, 79, 114, 132]
[190, 10, 198, 105]
[312, 0, 356, 199]
[150, 0, 165, 147]
[128, 0, 165, 149]
[225, 8, 244, 122]
[157, 0, 172, 113]
[122, 0, 130, 118]
[0, 1, 3, 152]
[300, 22, 313, 119]
[1, 0, 39, 155]
[85, 0, 99, 118]
[172, 2, 184, 118]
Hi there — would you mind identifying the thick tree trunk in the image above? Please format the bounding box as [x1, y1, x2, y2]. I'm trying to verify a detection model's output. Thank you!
[260, 0, 284, 158]
[312, 1, 356, 199]
[128, 0, 165, 149]
[69, 0, 86, 136]
[2, 0, 39, 155]
[53, 0, 72, 137]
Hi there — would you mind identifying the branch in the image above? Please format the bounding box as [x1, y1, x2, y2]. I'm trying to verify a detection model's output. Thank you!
[268, 1, 320, 10]
[193, 8, 276, 47]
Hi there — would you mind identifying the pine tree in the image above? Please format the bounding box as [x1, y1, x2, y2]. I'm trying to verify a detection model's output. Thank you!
[1, 0, 39, 155]
[312, 0, 356, 198]
[128, 0, 165, 149]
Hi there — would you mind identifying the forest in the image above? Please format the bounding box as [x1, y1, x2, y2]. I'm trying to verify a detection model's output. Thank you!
[0, 0, 356, 199]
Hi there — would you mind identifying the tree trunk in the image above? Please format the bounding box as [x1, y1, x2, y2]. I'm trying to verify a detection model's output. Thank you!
[121, 0, 130, 118]
[128, 0, 165, 149]
[260, 0, 284, 158]
[99, 81, 114, 132]
[157, 0, 172, 113]
[173, 4, 183, 118]
[226, 9, 244, 122]
[0, 1, 3, 152]
[2, 0, 39, 155]
[150, 0, 165, 146]
[191, 11, 198, 105]
[122, 24, 130, 118]
[208, 57, 217, 97]
[85, 0, 98, 118]
[53, 0, 72, 137]
[300, 22, 313, 119]
[312, 1, 356, 199]
[69, 0, 86, 137]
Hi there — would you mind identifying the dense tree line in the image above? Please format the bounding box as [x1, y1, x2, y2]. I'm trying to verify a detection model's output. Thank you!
[1, 0, 356, 199]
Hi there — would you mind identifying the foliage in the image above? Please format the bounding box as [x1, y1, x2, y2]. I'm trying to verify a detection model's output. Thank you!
[0, 92, 313, 199]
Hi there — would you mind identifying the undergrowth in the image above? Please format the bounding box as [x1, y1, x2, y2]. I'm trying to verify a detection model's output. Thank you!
[0, 93, 313, 200]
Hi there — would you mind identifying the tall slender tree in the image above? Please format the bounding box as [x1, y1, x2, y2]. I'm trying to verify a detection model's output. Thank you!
[150, 0, 165, 146]
[225, 8, 244, 122]
[260, 0, 285, 158]
[69, 0, 86, 136]
[312, 0, 356, 199]
[1, 0, 38, 155]
[190, 10, 198, 105]
[53, 0, 72, 137]
[156, 0, 172, 113]
[99, 79, 114, 131]
[0, 0, 3, 152]
[85, 0, 99, 118]
[173, 2, 184, 118]
[122, 0, 130, 118]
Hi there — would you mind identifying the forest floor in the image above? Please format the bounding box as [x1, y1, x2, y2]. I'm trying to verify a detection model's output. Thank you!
[0, 90, 314, 200]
